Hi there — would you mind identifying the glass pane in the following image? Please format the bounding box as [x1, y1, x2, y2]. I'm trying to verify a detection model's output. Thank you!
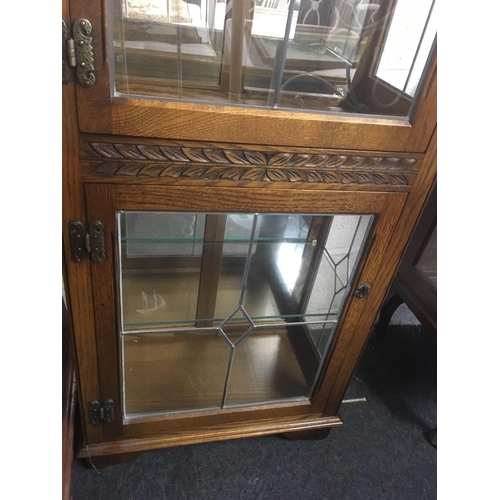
[306, 215, 371, 357]
[416, 225, 437, 286]
[376, 0, 437, 97]
[119, 212, 206, 331]
[118, 211, 373, 418]
[123, 331, 230, 416]
[110, 0, 436, 117]
[223, 325, 315, 407]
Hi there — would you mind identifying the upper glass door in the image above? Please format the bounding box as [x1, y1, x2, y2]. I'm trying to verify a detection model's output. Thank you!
[112, 0, 436, 117]
[70, 0, 437, 151]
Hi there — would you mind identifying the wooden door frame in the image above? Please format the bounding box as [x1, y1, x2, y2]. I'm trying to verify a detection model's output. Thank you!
[63, 0, 103, 445]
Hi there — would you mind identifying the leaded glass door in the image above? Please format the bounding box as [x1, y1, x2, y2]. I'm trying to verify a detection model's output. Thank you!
[119, 211, 372, 417]
[84, 183, 406, 431]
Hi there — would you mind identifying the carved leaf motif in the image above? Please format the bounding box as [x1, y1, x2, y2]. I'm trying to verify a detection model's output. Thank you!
[159, 147, 190, 162]
[304, 155, 329, 167]
[224, 151, 250, 165]
[183, 167, 210, 178]
[287, 154, 312, 167]
[137, 145, 166, 160]
[244, 151, 267, 165]
[199, 167, 226, 180]
[404, 159, 418, 169]
[159, 166, 187, 178]
[373, 158, 400, 171]
[115, 144, 146, 159]
[339, 173, 357, 184]
[182, 149, 209, 163]
[268, 153, 294, 166]
[325, 156, 346, 168]
[266, 169, 288, 181]
[369, 158, 386, 171]
[284, 154, 328, 167]
[371, 173, 388, 185]
[337, 156, 366, 169]
[92, 162, 120, 176]
[204, 149, 230, 163]
[90, 143, 122, 158]
[284, 170, 305, 182]
[319, 171, 340, 183]
[136, 164, 165, 177]
[388, 174, 408, 185]
[115, 163, 144, 176]
[353, 172, 373, 184]
[351, 157, 371, 169]
[221, 168, 245, 180]
[303, 171, 323, 182]
[241, 169, 268, 181]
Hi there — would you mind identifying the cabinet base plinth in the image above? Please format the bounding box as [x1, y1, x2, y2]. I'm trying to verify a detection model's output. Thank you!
[282, 427, 331, 440]
[82, 451, 146, 469]
[77, 415, 342, 459]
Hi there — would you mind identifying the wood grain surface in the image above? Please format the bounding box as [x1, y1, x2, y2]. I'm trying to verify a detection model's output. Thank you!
[63, 0, 102, 444]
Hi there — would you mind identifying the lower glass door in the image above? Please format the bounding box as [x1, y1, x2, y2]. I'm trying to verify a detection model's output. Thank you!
[118, 211, 373, 418]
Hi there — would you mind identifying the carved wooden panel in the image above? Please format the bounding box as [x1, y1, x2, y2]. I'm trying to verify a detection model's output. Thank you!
[80, 137, 421, 189]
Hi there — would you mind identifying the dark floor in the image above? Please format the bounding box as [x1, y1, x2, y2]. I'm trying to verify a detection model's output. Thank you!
[72, 315, 437, 500]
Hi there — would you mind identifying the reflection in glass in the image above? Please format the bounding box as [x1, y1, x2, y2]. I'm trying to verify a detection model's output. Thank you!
[110, 0, 436, 117]
[118, 211, 373, 417]
[376, 0, 437, 97]
[416, 225, 437, 286]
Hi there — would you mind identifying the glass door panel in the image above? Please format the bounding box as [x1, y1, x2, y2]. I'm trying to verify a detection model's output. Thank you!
[118, 211, 373, 418]
[110, 0, 436, 117]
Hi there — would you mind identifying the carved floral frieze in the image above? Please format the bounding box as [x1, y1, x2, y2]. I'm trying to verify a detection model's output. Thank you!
[81, 140, 420, 187]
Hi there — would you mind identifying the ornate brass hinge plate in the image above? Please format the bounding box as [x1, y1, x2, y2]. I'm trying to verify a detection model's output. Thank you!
[62, 18, 96, 87]
[88, 400, 115, 425]
[68, 220, 106, 263]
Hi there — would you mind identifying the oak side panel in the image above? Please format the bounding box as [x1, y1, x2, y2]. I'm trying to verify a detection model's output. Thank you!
[62, 296, 76, 500]
[321, 128, 437, 415]
[63, 0, 102, 444]
[409, 50, 437, 152]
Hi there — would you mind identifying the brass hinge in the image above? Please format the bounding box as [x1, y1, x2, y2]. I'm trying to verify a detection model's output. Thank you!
[68, 221, 106, 263]
[88, 400, 115, 425]
[62, 19, 96, 87]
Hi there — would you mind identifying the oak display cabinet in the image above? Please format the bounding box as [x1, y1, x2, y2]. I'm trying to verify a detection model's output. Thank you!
[63, 0, 437, 464]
